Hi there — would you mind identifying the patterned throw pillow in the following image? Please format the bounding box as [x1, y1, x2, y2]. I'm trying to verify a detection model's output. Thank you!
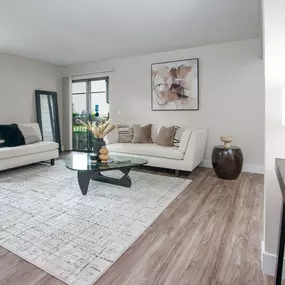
[118, 124, 134, 143]
[173, 126, 184, 147]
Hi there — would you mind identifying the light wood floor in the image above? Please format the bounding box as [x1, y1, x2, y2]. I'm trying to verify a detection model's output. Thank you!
[0, 166, 277, 285]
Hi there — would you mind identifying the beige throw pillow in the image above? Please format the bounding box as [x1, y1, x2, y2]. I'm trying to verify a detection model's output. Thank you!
[157, 126, 176, 147]
[132, 124, 152, 143]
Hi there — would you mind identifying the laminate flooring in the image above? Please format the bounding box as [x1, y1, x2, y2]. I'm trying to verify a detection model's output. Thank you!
[0, 165, 277, 285]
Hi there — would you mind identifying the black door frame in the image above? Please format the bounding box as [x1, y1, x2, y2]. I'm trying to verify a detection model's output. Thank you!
[72, 77, 109, 152]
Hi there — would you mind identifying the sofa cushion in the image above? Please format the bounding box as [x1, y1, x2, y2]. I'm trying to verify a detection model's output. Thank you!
[0, 141, 59, 160]
[108, 143, 184, 160]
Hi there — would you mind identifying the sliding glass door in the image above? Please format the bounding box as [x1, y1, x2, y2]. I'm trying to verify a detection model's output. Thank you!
[72, 77, 109, 151]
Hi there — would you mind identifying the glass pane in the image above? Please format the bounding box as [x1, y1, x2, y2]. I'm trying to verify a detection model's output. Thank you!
[91, 92, 109, 117]
[73, 124, 89, 151]
[72, 92, 89, 151]
[72, 94, 87, 115]
[72, 82, 86, 93]
[66, 153, 147, 171]
[91, 80, 106, 92]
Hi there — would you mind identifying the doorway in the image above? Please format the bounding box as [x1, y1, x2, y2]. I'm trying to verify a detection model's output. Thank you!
[72, 77, 109, 151]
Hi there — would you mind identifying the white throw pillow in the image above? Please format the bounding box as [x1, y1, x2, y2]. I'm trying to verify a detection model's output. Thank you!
[18, 123, 42, 145]
[105, 128, 118, 144]
[151, 124, 158, 143]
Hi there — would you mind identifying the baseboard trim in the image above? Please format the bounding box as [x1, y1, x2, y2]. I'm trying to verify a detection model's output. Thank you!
[201, 159, 264, 174]
[261, 241, 285, 279]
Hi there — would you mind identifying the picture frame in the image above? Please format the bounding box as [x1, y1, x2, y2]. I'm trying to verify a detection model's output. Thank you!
[151, 58, 199, 111]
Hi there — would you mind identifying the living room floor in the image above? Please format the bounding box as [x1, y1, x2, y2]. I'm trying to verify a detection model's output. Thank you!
[0, 164, 277, 285]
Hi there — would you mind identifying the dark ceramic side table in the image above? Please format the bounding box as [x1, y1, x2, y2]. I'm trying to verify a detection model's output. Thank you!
[211, 146, 243, 180]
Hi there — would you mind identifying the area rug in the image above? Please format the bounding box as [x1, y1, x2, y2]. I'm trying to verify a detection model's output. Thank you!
[0, 159, 191, 285]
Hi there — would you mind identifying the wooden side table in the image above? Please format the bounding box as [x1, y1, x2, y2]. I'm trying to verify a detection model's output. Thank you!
[211, 146, 243, 180]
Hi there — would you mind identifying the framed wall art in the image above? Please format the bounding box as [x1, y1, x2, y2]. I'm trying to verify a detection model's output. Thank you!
[151, 58, 199, 111]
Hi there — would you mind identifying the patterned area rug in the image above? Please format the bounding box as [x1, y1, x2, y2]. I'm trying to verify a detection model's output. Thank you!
[0, 159, 191, 285]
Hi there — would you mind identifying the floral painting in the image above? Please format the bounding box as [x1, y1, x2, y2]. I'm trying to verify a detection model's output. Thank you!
[151, 58, 199, 110]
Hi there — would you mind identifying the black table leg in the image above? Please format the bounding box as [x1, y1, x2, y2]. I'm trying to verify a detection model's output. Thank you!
[276, 202, 285, 285]
[77, 171, 94, 195]
[92, 167, 132, 188]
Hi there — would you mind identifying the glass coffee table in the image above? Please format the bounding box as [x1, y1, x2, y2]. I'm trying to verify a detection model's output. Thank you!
[66, 153, 148, 195]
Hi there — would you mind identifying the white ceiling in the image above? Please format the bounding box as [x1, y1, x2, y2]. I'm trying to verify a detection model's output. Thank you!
[0, 0, 261, 66]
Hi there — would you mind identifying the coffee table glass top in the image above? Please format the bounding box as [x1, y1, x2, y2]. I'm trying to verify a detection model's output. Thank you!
[65, 153, 147, 171]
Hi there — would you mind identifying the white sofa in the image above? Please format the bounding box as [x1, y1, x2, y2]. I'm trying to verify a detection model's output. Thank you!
[106, 125, 207, 173]
[0, 123, 59, 171]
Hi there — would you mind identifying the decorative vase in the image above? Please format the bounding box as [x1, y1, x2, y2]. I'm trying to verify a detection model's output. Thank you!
[220, 136, 232, 149]
[93, 138, 106, 162]
[90, 154, 98, 164]
[99, 146, 109, 164]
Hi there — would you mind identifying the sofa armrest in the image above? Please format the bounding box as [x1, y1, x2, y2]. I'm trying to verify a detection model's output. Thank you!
[183, 129, 207, 171]
[179, 129, 192, 153]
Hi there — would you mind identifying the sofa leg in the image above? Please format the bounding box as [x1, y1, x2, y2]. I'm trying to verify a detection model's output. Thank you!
[175, 169, 180, 177]
[51, 159, 55, 166]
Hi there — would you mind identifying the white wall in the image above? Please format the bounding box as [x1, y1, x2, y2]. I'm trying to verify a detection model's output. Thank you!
[0, 53, 62, 126]
[261, 0, 285, 278]
[62, 77, 72, 150]
[62, 39, 264, 170]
